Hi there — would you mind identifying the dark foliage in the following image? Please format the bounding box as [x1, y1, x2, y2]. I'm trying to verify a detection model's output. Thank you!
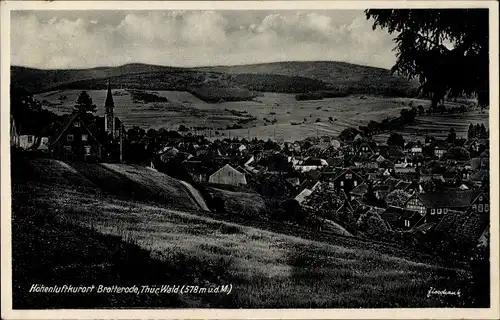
[129, 90, 169, 103]
[75, 91, 97, 113]
[366, 9, 489, 107]
[10, 86, 62, 136]
[387, 133, 405, 148]
[188, 85, 257, 103]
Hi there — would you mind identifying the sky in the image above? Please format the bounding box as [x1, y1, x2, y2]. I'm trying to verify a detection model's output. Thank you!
[11, 10, 398, 70]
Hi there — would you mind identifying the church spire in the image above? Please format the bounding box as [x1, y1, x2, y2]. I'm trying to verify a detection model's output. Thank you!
[105, 78, 114, 108]
[104, 78, 115, 138]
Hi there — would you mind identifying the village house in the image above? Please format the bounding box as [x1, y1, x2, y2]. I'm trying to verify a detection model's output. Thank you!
[159, 146, 179, 161]
[48, 80, 125, 162]
[354, 158, 379, 169]
[325, 168, 364, 195]
[470, 155, 489, 171]
[209, 164, 247, 186]
[468, 170, 489, 187]
[425, 136, 436, 146]
[405, 140, 423, 156]
[350, 183, 369, 201]
[394, 166, 417, 175]
[433, 140, 449, 159]
[18, 134, 37, 150]
[294, 181, 321, 205]
[419, 173, 445, 184]
[355, 142, 375, 157]
[182, 160, 207, 183]
[48, 111, 103, 161]
[360, 177, 413, 201]
[434, 208, 489, 245]
[285, 177, 301, 188]
[394, 156, 413, 168]
[375, 154, 386, 163]
[404, 190, 488, 223]
[33, 137, 50, 152]
[381, 206, 423, 230]
[293, 157, 328, 172]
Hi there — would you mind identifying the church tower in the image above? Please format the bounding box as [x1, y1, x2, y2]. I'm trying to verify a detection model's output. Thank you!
[104, 79, 115, 139]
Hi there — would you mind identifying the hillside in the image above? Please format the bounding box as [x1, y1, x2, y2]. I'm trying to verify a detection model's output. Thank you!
[198, 60, 413, 86]
[11, 61, 419, 97]
[12, 155, 476, 308]
[10, 63, 179, 93]
[67, 162, 201, 212]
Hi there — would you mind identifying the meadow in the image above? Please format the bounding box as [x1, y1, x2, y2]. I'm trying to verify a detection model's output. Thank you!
[372, 110, 490, 143]
[35, 88, 489, 142]
[11, 156, 477, 308]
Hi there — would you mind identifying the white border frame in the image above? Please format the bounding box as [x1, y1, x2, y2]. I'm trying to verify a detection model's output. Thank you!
[1, 1, 499, 319]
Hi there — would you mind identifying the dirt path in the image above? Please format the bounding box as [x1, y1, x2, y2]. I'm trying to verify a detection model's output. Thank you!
[146, 166, 210, 212]
[178, 180, 211, 212]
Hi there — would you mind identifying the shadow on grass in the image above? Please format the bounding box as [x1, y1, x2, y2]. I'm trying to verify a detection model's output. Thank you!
[11, 196, 237, 309]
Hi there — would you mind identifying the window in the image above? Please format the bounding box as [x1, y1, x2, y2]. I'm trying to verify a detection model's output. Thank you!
[472, 204, 477, 211]
[354, 181, 358, 187]
[478, 204, 483, 212]
[82, 134, 88, 141]
[27, 136, 33, 143]
[444, 208, 448, 214]
[405, 220, 410, 227]
[74, 121, 80, 127]
[340, 181, 344, 187]
[84, 146, 91, 155]
[431, 209, 435, 215]
[485, 204, 489, 212]
[437, 209, 442, 215]
[346, 173, 352, 179]
[67, 134, 74, 142]
[479, 196, 483, 201]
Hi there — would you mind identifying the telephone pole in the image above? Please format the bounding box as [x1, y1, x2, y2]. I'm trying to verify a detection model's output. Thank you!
[119, 124, 123, 163]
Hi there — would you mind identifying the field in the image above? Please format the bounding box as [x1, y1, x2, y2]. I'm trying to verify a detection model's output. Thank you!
[35, 88, 487, 142]
[11, 156, 478, 308]
[35, 88, 488, 142]
[373, 110, 490, 143]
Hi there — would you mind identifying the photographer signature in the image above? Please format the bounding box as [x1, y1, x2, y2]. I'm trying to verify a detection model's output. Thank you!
[427, 287, 461, 298]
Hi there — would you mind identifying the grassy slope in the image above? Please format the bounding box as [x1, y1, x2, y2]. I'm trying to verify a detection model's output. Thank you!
[207, 186, 268, 218]
[11, 156, 476, 308]
[67, 162, 200, 212]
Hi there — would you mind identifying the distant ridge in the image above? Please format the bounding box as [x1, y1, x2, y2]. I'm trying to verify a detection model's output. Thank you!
[11, 60, 419, 97]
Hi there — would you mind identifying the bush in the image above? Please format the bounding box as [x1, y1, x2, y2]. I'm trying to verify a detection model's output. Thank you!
[128, 90, 168, 103]
[188, 84, 256, 103]
[295, 92, 323, 101]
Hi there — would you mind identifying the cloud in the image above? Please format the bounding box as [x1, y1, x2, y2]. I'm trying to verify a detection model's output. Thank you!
[10, 10, 397, 69]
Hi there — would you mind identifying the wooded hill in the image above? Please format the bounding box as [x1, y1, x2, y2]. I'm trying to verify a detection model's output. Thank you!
[11, 61, 420, 98]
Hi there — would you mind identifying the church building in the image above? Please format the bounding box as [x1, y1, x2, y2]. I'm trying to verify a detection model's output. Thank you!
[48, 80, 126, 162]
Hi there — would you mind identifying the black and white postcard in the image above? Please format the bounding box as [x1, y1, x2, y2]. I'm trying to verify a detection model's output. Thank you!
[1, 1, 499, 319]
